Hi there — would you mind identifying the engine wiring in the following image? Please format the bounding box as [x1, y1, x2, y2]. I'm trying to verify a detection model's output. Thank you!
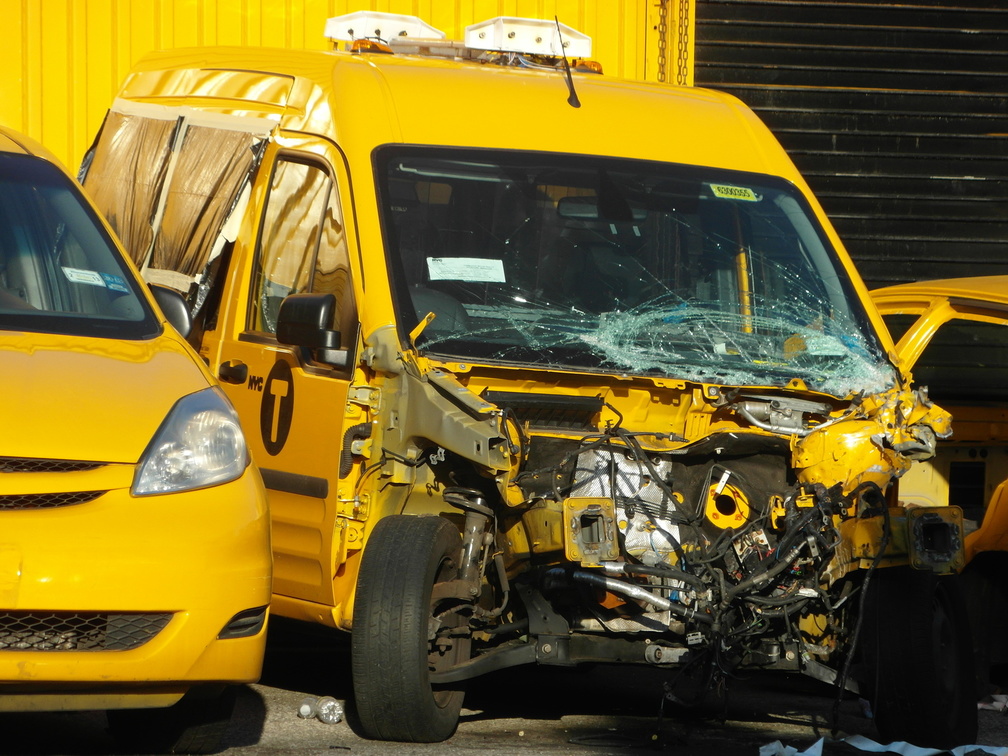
[519, 417, 856, 702]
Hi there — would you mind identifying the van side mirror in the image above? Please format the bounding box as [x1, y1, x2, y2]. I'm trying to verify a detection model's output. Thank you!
[149, 283, 193, 339]
[276, 293, 348, 368]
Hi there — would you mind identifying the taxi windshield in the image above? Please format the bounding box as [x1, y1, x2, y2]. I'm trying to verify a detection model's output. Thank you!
[379, 148, 896, 397]
[0, 153, 159, 339]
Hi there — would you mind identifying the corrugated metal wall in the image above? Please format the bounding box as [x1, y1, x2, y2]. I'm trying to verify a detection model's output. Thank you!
[2, 0, 691, 171]
[694, 0, 1008, 287]
[8, 1, 1004, 286]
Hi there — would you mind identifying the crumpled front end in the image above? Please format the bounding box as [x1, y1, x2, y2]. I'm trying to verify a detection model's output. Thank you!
[362, 141, 968, 712]
[468, 378, 959, 677]
[362, 323, 962, 687]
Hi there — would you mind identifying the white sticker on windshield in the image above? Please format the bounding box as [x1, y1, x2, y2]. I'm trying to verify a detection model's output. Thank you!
[63, 267, 106, 287]
[427, 257, 506, 283]
[710, 183, 760, 202]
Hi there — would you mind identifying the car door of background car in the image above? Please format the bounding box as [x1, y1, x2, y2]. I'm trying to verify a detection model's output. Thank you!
[207, 137, 365, 612]
[875, 293, 1008, 529]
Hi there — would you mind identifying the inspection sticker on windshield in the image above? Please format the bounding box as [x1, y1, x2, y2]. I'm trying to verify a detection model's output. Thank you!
[62, 267, 106, 287]
[100, 273, 130, 293]
[427, 257, 506, 283]
[710, 183, 760, 202]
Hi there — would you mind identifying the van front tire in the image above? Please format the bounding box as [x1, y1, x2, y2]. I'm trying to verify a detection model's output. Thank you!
[860, 567, 977, 749]
[351, 515, 469, 742]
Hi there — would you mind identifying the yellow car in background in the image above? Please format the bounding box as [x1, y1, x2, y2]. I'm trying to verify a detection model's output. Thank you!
[0, 125, 272, 753]
[873, 275, 1008, 695]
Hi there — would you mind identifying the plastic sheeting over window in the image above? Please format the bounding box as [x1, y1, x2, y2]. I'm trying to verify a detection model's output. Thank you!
[154, 124, 264, 277]
[81, 105, 270, 294]
[81, 111, 174, 268]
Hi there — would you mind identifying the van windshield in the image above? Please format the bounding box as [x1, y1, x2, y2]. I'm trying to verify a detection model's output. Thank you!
[379, 148, 895, 396]
[0, 153, 159, 340]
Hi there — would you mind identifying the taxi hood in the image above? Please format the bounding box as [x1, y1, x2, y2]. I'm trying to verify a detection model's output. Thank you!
[1, 332, 210, 463]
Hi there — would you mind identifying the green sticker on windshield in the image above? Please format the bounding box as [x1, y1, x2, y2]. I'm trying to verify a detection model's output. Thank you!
[710, 183, 759, 202]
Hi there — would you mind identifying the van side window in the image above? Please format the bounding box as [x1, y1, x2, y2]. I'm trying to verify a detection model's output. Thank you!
[250, 157, 357, 346]
[251, 159, 331, 334]
[313, 189, 358, 349]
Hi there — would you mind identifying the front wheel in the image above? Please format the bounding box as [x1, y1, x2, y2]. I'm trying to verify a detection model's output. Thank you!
[860, 567, 977, 749]
[351, 515, 470, 742]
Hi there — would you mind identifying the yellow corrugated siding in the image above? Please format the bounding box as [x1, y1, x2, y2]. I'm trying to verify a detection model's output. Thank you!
[2, 0, 692, 170]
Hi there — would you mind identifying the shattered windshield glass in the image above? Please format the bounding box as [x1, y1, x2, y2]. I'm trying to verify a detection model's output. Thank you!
[378, 148, 896, 396]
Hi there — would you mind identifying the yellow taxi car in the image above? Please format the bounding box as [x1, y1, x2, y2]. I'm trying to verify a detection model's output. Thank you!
[0, 125, 272, 754]
[872, 275, 1008, 695]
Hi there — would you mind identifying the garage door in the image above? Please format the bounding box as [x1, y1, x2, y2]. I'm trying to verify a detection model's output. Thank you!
[694, 0, 1008, 287]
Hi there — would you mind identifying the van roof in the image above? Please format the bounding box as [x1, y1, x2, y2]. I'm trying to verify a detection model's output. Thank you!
[117, 46, 800, 181]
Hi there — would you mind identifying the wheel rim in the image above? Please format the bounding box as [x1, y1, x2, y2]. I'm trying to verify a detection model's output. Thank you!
[428, 552, 470, 709]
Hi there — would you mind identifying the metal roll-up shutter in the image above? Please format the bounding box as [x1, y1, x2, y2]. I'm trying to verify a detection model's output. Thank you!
[694, 0, 1008, 287]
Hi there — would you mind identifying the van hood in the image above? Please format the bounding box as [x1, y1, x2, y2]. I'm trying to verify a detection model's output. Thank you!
[0, 332, 210, 463]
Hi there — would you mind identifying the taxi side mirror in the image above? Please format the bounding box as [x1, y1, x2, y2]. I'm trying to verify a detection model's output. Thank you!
[276, 292, 348, 368]
[149, 283, 193, 339]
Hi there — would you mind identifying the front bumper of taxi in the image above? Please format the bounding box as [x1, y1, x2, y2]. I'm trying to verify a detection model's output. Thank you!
[0, 462, 271, 711]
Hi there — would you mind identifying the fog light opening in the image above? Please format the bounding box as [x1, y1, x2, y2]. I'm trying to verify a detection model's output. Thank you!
[218, 606, 268, 640]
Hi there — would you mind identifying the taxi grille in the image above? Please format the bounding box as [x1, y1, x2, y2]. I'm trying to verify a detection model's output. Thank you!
[0, 457, 110, 510]
[0, 491, 105, 510]
[0, 612, 172, 651]
[0, 457, 104, 473]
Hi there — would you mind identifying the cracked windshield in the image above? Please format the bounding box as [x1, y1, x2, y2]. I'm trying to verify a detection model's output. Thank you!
[381, 149, 895, 396]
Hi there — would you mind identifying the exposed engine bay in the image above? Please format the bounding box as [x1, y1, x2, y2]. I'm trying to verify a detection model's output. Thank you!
[523, 429, 852, 670]
[424, 386, 960, 701]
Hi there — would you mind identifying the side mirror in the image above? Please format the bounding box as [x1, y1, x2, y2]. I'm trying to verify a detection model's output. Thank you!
[276, 293, 348, 368]
[149, 283, 192, 339]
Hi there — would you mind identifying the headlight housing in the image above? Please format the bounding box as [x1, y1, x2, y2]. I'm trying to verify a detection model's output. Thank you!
[132, 387, 249, 496]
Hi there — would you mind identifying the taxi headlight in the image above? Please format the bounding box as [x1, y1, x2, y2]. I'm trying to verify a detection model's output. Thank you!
[132, 387, 249, 496]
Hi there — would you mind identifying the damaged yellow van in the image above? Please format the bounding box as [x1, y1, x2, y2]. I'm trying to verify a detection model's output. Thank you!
[81, 12, 972, 748]
[0, 126, 271, 754]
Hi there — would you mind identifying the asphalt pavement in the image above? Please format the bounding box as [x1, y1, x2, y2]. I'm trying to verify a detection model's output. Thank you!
[4, 617, 1008, 755]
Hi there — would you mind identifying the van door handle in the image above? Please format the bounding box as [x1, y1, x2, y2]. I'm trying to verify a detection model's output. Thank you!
[218, 359, 248, 384]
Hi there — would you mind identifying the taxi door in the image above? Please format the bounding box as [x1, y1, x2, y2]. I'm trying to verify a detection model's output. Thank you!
[207, 138, 366, 616]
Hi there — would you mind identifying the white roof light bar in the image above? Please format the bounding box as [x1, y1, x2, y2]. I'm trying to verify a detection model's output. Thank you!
[464, 17, 592, 58]
[324, 11, 446, 43]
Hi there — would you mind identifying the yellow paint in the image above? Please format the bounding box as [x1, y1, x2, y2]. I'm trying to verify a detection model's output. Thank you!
[1, 0, 688, 170]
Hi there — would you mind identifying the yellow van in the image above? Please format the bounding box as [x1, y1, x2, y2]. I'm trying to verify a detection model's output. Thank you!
[81, 13, 972, 748]
[0, 125, 272, 753]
